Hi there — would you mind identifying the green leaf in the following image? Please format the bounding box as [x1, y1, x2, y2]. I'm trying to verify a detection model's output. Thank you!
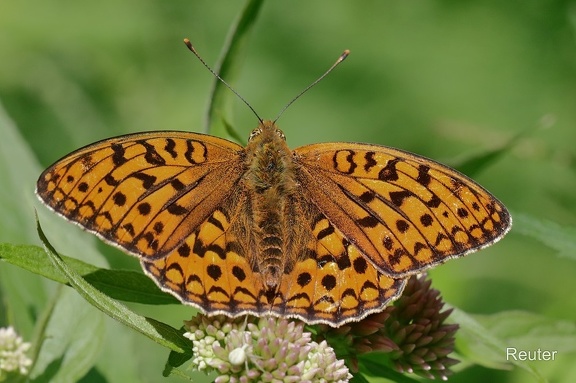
[451, 308, 547, 383]
[28, 289, 105, 383]
[477, 310, 576, 355]
[36, 219, 191, 355]
[223, 116, 247, 145]
[0, 243, 179, 305]
[350, 371, 370, 383]
[453, 124, 531, 177]
[162, 349, 196, 380]
[27, 283, 61, 379]
[93, 320, 149, 383]
[512, 213, 576, 260]
[205, 0, 265, 136]
[0, 103, 39, 244]
[164, 341, 195, 378]
[359, 357, 421, 383]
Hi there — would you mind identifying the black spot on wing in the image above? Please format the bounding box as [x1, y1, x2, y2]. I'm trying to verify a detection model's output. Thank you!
[389, 190, 411, 207]
[207, 264, 222, 281]
[321, 275, 337, 291]
[359, 190, 375, 203]
[178, 243, 191, 257]
[420, 213, 433, 227]
[317, 225, 335, 240]
[104, 174, 119, 186]
[111, 143, 127, 166]
[112, 192, 126, 206]
[332, 150, 357, 174]
[297, 272, 312, 287]
[232, 266, 246, 282]
[164, 138, 178, 159]
[396, 219, 409, 233]
[167, 203, 187, 216]
[171, 178, 185, 191]
[122, 223, 135, 236]
[185, 140, 207, 164]
[137, 202, 152, 216]
[378, 158, 400, 181]
[416, 164, 431, 186]
[78, 182, 89, 193]
[364, 151, 377, 172]
[139, 140, 166, 166]
[426, 194, 442, 208]
[353, 257, 368, 274]
[132, 172, 157, 190]
[357, 216, 379, 228]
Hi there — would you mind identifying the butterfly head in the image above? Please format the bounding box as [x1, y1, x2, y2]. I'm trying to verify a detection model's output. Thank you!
[248, 120, 286, 143]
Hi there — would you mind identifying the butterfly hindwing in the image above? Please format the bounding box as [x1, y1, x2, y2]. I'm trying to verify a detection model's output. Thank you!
[142, 190, 267, 315]
[142, 190, 406, 325]
[274, 204, 407, 325]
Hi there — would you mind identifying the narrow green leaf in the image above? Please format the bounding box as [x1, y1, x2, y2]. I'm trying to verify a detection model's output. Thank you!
[451, 308, 547, 383]
[164, 343, 194, 376]
[27, 284, 62, 378]
[1, 243, 97, 284]
[0, 243, 179, 305]
[359, 357, 421, 383]
[512, 213, 576, 260]
[223, 116, 247, 145]
[36, 220, 190, 354]
[0, 103, 38, 244]
[477, 310, 576, 354]
[205, 0, 265, 135]
[163, 347, 196, 380]
[29, 289, 105, 383]
[349, 371, 370, 383]
[162, 364, 196, 381]
[454, 125, 531, 177]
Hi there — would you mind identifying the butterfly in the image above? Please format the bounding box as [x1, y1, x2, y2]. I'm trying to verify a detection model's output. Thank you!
[36, 118, 511, 326]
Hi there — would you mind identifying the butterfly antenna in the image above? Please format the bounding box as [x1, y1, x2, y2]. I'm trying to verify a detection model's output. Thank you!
[274, 49, 350, 123]
[184, 38, 263, 123]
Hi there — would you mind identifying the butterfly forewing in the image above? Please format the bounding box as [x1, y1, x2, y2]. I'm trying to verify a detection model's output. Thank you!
[36, 131, 244, 259]
[294, 142, 511, 277]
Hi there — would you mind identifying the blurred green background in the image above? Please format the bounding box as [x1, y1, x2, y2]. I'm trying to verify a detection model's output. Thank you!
[1, 1, 575, 382]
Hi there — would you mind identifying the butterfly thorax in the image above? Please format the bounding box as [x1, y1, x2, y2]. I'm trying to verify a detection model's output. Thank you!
[243, 121, 299, 290]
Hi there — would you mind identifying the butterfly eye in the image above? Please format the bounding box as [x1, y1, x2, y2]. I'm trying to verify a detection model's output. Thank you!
[248, 128, 262, 141]
[275, 129, 286, 140]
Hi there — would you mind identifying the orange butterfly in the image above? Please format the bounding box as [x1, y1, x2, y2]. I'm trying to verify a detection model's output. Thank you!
[36, 46, 511, 326]
[36, 119, 511, 326]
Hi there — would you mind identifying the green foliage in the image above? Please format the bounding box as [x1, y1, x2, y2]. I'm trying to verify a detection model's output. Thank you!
[1, 0, 575, 382]
[0, 244, 178, 305]
[205, 0, 265, 137]
[512, 213, 576, 261]
[36, 221, 193, 375]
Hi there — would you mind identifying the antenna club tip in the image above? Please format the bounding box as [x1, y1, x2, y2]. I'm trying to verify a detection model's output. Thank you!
[183, 38, 194, 52]
[341, 49, 350, 60]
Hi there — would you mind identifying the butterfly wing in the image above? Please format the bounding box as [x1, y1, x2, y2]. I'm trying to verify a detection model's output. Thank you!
[142, 187, 406, 325]
[273, 203, 406, 325]
[36, 131, 245, 260]
[142, 189, 268, 316]
[294, 142, 512, 277]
